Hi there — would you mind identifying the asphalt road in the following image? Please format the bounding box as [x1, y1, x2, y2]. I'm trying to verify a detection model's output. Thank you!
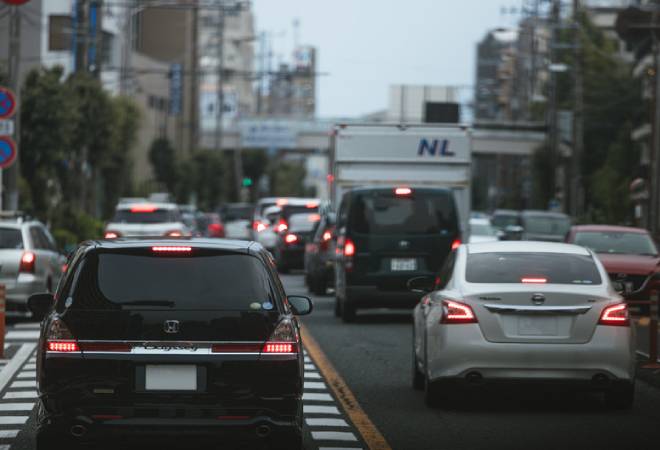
[285, 274, 660, 450]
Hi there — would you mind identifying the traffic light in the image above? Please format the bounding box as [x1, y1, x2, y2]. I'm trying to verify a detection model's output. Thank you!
[242, 177, 253, 187]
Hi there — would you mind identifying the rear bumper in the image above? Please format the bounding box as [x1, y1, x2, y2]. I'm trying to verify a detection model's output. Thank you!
[4, 274, 45, 316]
[279, 248, 305, 269]
[346, 285, 422, 309]
[426, 324, 636, 383]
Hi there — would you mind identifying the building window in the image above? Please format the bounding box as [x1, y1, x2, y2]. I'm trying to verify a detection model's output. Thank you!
[49, 15, 73, 51]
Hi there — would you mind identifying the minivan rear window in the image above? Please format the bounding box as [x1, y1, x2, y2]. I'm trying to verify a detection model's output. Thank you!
[70, 252, 275, 311]
[348, 190, 457, 235]
[465, 252, 602, 285]
[0, 228, 23, 249]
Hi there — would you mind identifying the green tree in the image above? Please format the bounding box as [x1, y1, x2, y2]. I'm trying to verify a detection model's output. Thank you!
[149, 137, 178, 192]
[270, 161, 309, 197]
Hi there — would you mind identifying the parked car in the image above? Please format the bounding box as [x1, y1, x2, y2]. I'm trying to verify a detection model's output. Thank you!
[334, 187, 461, 322]
[274, 212, 320, 273]
[411, 241, 635, 410]
[304, 208, 336, 295]
[29, 238, 312, 449]
[566, 225, 660, 304]
[0, 215, 67, 317]
[519, 210, 571, 242]
[104, 202, 189, 239]
[468, 218, 499, 244]
[220, 203, 253, 239]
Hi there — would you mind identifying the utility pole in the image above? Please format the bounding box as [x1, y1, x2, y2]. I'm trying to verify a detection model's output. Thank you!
[547, 0, 561, 210]
[214, 1, 225, 153]
[652, 9, 660, 235]
[5, 3, 21, 211]
[571, 0, 584, 218]
[74, 0, 89, 73]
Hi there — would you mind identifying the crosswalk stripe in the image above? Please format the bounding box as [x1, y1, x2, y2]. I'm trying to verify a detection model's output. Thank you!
[304, 371, 322, 379]
[305, 363, 316, 370]
[23, 364, 36, 371]
[0, 430, 20, 439]
[306, 418, 349, 428]
[0, 417, 29, 425]
[303, 392, 333, 402]
[10, 381, 36, 389]
[16, 372, 36, 379]
[14, 323, 41, 329]
[311, 431, 359, 442]
[5, 331, 40, 340]
[303, 405, 340, 415]
[3, 392, 37, 400]
[304, 382, 327, 390]
[0, 403, 34, 411]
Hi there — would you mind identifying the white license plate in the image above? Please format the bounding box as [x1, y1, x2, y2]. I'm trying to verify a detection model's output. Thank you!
[145, 365, 197, 391]
[391, 258, 417, 271]
[518, 317, 558, 336]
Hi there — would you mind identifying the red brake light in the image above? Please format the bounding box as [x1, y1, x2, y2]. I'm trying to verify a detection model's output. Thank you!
[151, 246, 192, 253]
[104, 231, 120, 239]
[344, 239, 355, 257]
[276, 219, 288, 233]
[322, 230, 332, 242]
[308, 213, 321, 222]
[130, 204, 158, 213]
[285, 234, 299, 244]
[599, 303, 629, 326]
[395, 187, 412, 196]
[262, 343, 295, 354]
[451, 238, 461, 251]
[20, 251, 36, 273]
[47, 341, 80, 352]
[441, 300, 478, 324]
[276, 198, 289, 206]
[306, 201, 319, 209]
[208, 223, 225, 237]
[165, 230, 183, 237]
[262, 319, 299, 354]
[254, 221, 268, 232]
[521, 277, 547, 284]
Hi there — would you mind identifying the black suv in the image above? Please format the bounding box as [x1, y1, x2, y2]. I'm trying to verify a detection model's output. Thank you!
[29, 238, 312, 449]
[334, 187, 461, 322]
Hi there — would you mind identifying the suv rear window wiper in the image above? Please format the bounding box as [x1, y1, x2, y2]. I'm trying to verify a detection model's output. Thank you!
[120, 300, 175, 307]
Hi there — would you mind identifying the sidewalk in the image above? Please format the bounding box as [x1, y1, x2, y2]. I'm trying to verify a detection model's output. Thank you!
[634, 319, 660, 389]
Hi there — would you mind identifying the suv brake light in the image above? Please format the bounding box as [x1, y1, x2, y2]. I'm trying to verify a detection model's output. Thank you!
[20, 251, 36, 273]
[598, 303, 629, 326]
[441, 300, 478, 324]
[152, 246, 192, 253]
[104, 231, 120, 239]
[253, 220, 268, 232]
[285, 234, 299, 244]
[276, 219, 288, 233]
[46, 318, 80, 353]
[451, 238, 461, 251]
[262, 318, 299, 354]
[344, 239, 355, 257]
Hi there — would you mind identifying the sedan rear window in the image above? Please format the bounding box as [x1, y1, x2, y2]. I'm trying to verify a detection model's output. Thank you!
[112, 209, 176, 224]
[465, 252, 602, 285]
[0, 228, 23, 249]
[70, 252, 275, 311]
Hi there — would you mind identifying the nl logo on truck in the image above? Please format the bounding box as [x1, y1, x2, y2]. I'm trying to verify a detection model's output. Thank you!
[418, 138, 455, 157]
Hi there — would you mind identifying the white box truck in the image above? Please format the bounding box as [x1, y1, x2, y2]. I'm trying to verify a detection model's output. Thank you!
[330, 123, 472, 237]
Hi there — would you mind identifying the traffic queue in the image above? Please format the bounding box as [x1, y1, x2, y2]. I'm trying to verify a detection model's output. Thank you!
[16, 123, 653, 448]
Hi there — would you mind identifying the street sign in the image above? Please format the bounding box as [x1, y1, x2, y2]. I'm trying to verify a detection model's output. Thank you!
[0, 87, 17, 120]
[0, 120, 14, 136]
[0, 137, 17, 169]
[2, 0, 31, 4]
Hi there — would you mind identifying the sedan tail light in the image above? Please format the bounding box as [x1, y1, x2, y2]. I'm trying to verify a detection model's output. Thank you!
[441, 300, 478, 324]
[46, 318, 80, 353]
[261, 319, 299, 354]
[104, 231, 120, 239]
[19, 251, 36, 273]
[253, 220, 268, 233]
[285, 234, 299, 244]
[208, 222, 225, 238]
[598, 303, 629, 326]
[275, 219, 288, 233]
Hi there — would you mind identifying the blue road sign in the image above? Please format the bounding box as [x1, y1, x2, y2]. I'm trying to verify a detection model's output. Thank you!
[0, 87, 17, 120]
[0, 137, 17, 169]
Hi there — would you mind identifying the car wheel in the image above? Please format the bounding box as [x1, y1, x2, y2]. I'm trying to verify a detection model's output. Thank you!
[412, 331, 424, 390]
[604, 382, 635, 410]
[341, 295, 356, 323]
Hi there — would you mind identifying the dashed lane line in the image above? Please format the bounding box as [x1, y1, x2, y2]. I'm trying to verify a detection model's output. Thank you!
[0, 344, 36, 394]
[302, 325, 391, 450]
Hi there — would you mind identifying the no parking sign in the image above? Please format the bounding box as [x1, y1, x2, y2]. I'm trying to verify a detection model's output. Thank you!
[0, 87, 17, 120]
[0, 137, 16, 169]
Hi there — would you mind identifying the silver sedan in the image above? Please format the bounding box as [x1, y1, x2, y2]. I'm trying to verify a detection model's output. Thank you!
[411, 241, 636, 409]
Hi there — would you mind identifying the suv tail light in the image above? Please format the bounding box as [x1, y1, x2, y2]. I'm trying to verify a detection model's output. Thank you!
[19, 251, 36, 273]
[598, 303, 629, 326]
[441, 300, 478, 324]
[262, 318, 299, 354]
[46, 318, 80, 353]
[319, 229, 333, 251]
[451, 238, 461, 251]
[285, 234, 299, 244]
[275, 219, 288, 233]
[336, 237, 356, 271]
[104, 231, 120, 239]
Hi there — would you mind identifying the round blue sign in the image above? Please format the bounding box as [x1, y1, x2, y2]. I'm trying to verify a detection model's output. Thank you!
[0, 87, 17, 119]
[0, 137, 17, 169]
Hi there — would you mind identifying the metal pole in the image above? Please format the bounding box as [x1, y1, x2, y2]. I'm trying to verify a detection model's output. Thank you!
[214, 1, 225, 152]
[651, 10, 660, 235]
[548, 0, 561, 209]
[5, 5, 21, 211]
[572, 0, 584, 218]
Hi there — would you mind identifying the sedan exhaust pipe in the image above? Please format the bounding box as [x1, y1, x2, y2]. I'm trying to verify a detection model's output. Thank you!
[70, 424, 87, 438]
[255, 425, 271, 438]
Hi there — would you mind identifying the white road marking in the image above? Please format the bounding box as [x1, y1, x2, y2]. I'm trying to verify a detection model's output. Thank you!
[5, 330, 40, 340]
[305, 371, 322, 379]
[0, 403, 34, 411]
[304, 381, 327, 390]
[0, 344, 36, 395]
[3, 391, 37, 400]
[305, 418, 349, 428]
[305, 363, 316, 370]
[0, 430, 19, 439]
[303, 405, 340, 415]
[16, 371, 35, 379]
[10, 380, 36, 389]
[304, 356, 312, 363]
[311, 431, 359, 442]
[23, 364, 36, 370]
[303, 392, 334, 402]
[0, 416, 29, 425]
[14, 323, 41, 329]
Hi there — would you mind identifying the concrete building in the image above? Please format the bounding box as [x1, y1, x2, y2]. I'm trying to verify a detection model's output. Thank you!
[266, 46, 317, 118]
[387, 85, 461, 123]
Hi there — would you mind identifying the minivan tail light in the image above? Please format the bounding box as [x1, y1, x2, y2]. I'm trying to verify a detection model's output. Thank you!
[344, 239, 355, 257]
[46, 318, 80, 353]
[441, 300, 478, 324]
[599, 303, 629, 326]
[451, 238, 461, 251]
[262, 318, 299, 354]
[19, 251, 36, 273]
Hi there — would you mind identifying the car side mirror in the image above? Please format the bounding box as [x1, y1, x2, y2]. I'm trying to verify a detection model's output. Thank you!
[407, 276, 435, 294]
[288, 295, 313, 316]
[28, 293, 55, 321]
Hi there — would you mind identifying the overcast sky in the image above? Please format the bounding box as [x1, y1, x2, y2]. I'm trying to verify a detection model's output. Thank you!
[252, 0, 516, 118]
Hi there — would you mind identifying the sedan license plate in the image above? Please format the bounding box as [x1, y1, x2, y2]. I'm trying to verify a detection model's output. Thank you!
[518, 317, 558, 336]
[145, 365, 197, 391]
[391, 258, 417, 271]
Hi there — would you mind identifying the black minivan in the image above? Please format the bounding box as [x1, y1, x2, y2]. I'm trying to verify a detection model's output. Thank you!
[28, 238, 312, 449]
[334, 187, 461, 322]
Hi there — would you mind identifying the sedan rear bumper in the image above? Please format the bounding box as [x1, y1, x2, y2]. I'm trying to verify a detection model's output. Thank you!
[426, 324, 636, 383]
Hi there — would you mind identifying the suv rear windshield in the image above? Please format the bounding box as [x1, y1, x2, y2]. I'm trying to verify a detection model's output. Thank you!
[522, 215, 571, 236]
[70, 251, 275, 311]
[0, 228, 23, 249]
[112, 209, 178, 224]
[348, 190, 458, 236]
[465, 252, 602, 285]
